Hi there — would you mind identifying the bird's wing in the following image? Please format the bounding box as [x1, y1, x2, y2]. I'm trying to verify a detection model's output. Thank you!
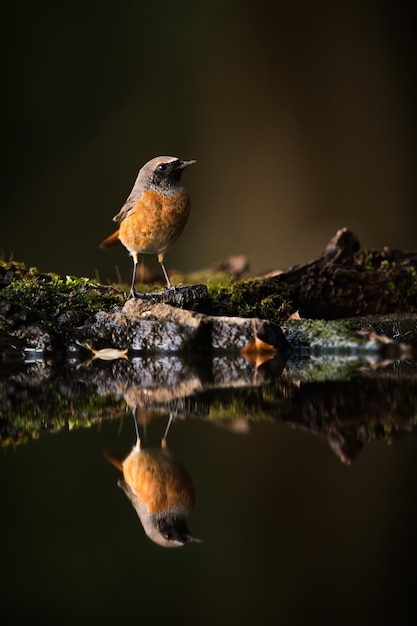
[112, 200, 134, 223]
[112, 187, 146, 223]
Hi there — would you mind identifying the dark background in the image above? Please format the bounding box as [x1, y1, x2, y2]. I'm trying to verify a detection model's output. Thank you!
[2, 4, 417, 624]
[2, 413, 417, 626]
[2, 1, 415, 285]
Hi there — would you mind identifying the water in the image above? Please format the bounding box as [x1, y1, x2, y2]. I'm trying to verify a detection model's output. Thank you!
[1, 355, 417, 625]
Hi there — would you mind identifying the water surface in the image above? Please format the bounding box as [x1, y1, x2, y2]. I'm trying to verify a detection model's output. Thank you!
[1, 355, 416, 625]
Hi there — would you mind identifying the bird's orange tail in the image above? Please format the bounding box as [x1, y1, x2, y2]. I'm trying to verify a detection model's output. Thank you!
[103, 450, 124, 471]
[99, 230, 120, 249]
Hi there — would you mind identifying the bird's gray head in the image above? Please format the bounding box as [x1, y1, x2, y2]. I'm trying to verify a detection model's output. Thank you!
[134, 156, 196, 193]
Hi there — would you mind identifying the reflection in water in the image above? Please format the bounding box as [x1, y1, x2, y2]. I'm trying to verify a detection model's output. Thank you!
[2, 353, 417, 467]
[326, 426, 364, 464]
[105, 413, 201, 548]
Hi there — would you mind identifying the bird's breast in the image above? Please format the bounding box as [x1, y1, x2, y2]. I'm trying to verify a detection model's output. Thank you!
[118, 189, 191, 255]
[122, 447, 195, 515]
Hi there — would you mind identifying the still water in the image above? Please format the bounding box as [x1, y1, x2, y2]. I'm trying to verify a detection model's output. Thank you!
[1, 354, 417, 625]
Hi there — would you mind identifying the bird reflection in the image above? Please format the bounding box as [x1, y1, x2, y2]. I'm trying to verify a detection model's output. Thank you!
[105, 413, 201, 548]
[327, 427, 364, 464]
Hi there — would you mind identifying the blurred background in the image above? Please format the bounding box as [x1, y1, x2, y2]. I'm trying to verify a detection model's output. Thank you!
[2, 4, 417, 623]
[2, 0, 415, 284]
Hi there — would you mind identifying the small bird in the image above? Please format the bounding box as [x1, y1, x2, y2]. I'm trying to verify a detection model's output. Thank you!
[100, 155, 196, 297]
[104, 414, 201, 548]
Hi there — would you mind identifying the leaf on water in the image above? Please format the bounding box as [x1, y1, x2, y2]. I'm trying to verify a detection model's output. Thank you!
[83, 342, 128, 361]
[240, 320, 276, 367]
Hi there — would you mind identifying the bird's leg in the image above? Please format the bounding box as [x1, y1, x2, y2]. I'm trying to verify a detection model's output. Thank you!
[158, 253, 173, 290]
[161, 413, 174, 448]
[132, 408, 142, 451]
[128, 252, 138, 298]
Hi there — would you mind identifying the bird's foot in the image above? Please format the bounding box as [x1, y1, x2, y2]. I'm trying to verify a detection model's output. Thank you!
[127, 289, 143, 299]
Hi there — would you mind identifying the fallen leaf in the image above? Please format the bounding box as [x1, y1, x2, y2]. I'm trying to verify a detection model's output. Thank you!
[240, 320, 276, 367]
[82, 342, 128, 362]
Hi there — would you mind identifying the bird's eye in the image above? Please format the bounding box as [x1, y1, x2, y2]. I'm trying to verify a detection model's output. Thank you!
[157, 163, 167, 172]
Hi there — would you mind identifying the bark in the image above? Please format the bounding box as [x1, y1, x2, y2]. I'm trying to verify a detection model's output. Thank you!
[210, 228, 417, 319]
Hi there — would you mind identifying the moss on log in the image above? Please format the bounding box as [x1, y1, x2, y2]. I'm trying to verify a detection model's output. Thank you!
[1, 228, 417, 357]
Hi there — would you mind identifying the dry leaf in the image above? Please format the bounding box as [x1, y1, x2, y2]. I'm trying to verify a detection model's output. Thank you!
[240, 320, 276, 367]
[82, 342, 128, 362]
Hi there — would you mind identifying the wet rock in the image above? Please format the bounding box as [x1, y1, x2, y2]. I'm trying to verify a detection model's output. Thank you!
[83, 300, 211, 352]
[80, 298, 287, 354]
[210, 315, 285, 351]
[211, 354, 273, 387]
[346, 313, 417, 348]
[0, 298, 55, 355]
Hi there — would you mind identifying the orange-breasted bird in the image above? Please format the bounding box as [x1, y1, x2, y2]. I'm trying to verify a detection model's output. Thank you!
[100, 155, 196, 297]
[104, 414, 201, 548]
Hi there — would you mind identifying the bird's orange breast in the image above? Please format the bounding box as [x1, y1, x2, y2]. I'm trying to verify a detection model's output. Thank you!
[118, 189, 191, 256]
[122, 447, 195, 515]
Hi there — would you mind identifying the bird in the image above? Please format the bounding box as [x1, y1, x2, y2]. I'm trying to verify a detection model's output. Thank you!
[104, 414, 201, 548]
[100, 155, 196, 297]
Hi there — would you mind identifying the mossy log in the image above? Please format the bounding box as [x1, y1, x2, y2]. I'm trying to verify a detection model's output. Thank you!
[210, 227, 417, 320]
[1, 227, 416, 357]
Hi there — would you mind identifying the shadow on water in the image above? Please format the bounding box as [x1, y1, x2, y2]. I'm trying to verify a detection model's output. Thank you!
[1, 350, 417, 624]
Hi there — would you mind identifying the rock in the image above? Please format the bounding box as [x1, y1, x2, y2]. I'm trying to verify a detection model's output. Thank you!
[81, 298, 287, 354]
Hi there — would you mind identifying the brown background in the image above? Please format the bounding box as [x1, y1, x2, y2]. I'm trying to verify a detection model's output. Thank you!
[3, 1, 415, 284]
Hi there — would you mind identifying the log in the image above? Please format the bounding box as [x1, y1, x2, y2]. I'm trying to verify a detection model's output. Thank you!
[1, 227, 416, 357]
[210, 228, 417, 319]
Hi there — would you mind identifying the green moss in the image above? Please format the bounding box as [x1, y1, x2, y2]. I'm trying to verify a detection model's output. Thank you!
[396, 269, 417, 307]
[1, 263, 124, 321]
[362, 253, 397, 273]
[128, 268, 292, 322]
[0, 382, 126, 447]
[380, 259, 395, 272]
[365, 413, 412, 442]
[172, 269, 234, 292]
[282, 318, 388, 356]
[359, 253, 417, 309]
[194, 383, 292, 421]
[383, 264, 417, 308]
[0, 259, 38, 277]
[211, 277, 292, 323]
[283, 355, 366, 383]
[205, 274, 236, 298]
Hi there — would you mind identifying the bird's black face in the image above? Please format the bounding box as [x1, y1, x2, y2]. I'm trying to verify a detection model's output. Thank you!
[154, 512, 192, 546]
[156, 159, 182, 173]
[148, 158, 196, 191]
[152, 159, 183, 188]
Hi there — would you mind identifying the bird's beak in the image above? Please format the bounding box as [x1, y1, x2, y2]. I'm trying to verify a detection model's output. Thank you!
[178, 159, 197, 169]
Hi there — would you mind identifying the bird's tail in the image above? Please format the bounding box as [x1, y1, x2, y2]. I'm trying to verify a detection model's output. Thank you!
[103, 449, 124, 471]
[99, 230, 120, 249]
